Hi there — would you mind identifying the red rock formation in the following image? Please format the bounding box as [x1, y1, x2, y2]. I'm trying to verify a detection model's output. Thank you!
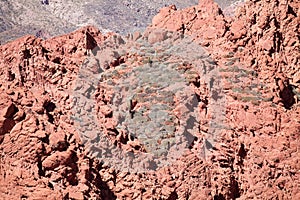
[0, 0, 299, 199]
[150, 0, 300, 198]
[151, 0, 226, 45]
[0, 26, 109, 199]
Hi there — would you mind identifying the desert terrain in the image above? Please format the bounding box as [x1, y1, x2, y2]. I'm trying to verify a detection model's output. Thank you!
[0, 0, 299, 199]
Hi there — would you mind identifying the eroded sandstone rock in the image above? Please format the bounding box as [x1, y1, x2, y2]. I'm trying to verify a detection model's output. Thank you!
[0, 0, 299, 199]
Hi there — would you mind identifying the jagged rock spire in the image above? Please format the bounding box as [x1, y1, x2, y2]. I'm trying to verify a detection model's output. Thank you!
[85, 30, 98, 55]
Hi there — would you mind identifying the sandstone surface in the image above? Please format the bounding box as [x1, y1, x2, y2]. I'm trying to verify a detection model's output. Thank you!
[0, 0, 299, 199]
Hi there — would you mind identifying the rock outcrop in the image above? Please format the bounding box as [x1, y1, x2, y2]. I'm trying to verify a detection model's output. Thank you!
[0, 0, 299, 199]
[150, 0, 300, 198]
[0, 26, 110, 199]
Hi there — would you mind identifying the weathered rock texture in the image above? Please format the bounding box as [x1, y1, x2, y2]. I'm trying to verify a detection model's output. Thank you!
[0, 0, 198, 44]
[150, 0, 300, 198]
[72, 28, 225, 174]
[0, 26, 110, 199]
[0, 0, 299, 199]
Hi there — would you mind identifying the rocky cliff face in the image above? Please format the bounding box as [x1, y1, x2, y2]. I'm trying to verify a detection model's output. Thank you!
[0, 0, 299, 199]
[0, 26, 107, 199]
[149, 0, 300, 198]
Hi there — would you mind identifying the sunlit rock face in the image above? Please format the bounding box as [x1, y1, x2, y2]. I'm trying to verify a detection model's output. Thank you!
[0, 0, 299, 199]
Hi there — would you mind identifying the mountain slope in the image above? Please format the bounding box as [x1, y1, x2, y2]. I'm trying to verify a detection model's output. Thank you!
[0, 0, 199, 43]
